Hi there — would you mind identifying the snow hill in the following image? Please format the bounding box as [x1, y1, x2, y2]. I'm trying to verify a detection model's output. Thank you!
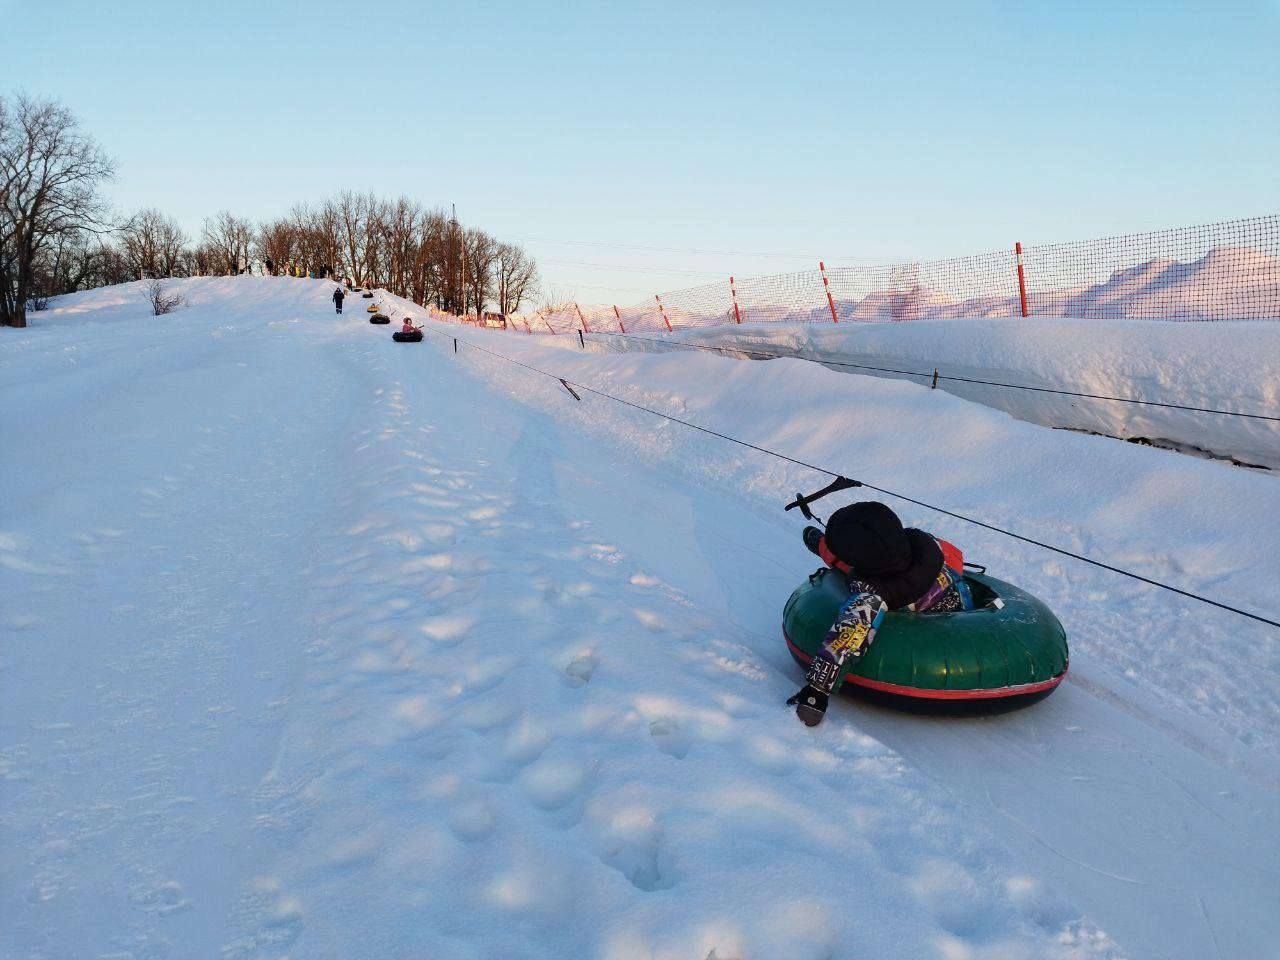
[3, 276, 1280, 960]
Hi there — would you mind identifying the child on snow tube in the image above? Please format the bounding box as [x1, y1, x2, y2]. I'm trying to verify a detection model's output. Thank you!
[787, 501, 972, 726]
[401, 318, 421, 335]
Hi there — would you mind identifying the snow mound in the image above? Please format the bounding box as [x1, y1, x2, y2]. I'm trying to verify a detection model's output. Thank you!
[582, 317, 1280, 469]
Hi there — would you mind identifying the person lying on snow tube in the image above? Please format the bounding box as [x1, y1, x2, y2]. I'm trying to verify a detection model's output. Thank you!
[787, 501, 972, 726]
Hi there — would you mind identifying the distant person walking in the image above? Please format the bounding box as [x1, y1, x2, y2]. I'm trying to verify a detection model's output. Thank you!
[332, 287, 345, 314]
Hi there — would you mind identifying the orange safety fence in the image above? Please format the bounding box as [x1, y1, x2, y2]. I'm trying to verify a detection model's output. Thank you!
[505, 215, 1278, 335]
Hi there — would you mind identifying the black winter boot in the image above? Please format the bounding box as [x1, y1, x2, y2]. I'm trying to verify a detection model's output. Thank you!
[802, 526, 824, 557]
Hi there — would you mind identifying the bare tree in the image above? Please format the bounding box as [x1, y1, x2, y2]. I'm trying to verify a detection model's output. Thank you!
[461, 227, 500, 316]
[362, 196, 388, 288]
[28, 227, 121, 299]
[383, 196, 421, 294]
[285, 203, 323, 277]
[0, 93, 115, 327]
[255, 217, 297, 276]
[333, 190, 369, 286]
[494, 242, 538, 316]
[537, 284, 577, 313]
[120, 207, 187, 280]
[409, 207, 450, 306]
[144, 279, 185, 315]
[201, 210, 253, 275]
[182, 241, 220, 278]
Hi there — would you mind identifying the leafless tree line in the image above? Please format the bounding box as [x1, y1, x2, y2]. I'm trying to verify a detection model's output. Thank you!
[254, 193, 538, 316]
[2, 93, 539, 327]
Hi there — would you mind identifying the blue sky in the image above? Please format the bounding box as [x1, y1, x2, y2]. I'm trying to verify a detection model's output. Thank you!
[3, 0, 1277, 304]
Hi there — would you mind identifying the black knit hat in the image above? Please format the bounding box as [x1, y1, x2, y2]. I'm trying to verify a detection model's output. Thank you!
[824, 501, 912, 576]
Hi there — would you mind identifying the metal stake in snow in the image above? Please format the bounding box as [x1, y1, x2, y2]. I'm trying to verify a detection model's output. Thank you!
[820, 261, 839, 324]
[612, 304, 626, 334]
[574, 302, 590, 333]
[655, 295, 673, 332]
[1015, 242, 1030, 318]
[730, 276, 742, 324]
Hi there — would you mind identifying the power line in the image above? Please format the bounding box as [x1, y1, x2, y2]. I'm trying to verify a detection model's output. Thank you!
[504, 234, 890, 263]
[538, 282, 662, 296]
[539, 258, 730, 279]
[419, 323, 1280, 631]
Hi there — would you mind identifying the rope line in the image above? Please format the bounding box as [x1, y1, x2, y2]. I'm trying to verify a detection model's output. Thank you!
[420, 324, 1280, 631]
[598, 333, 1280, 423]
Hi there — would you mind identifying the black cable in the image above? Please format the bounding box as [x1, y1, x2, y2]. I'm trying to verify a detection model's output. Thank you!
[597, 332, 1280, 423]
[422, 325, 1280, 631]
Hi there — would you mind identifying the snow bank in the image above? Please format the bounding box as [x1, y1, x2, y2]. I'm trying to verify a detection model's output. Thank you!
[572, 318, 1280, 469]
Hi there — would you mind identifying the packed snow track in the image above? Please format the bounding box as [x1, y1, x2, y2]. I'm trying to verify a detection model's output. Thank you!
[2, 277, 1278, 960]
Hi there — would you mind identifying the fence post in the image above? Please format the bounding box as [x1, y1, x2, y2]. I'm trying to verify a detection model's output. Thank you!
[730, 276, 742, 324]
[820, 261, 839, 323]
[1015, 242, 1029, 317]
[523, 319, 531, 335]
[655, 294, 673, 332]
[613, 304, 626, 334]
[574, 302, 590, 333]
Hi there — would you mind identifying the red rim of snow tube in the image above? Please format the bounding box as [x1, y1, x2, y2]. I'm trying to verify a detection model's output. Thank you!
[784, 629, 1067, 701]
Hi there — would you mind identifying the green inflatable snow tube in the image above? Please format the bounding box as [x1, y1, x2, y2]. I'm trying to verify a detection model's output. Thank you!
[783, 568, 1068, 701]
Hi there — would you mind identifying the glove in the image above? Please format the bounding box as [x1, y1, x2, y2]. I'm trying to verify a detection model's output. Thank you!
[787, 684, 828, 727]
[787, 655, 842, 726]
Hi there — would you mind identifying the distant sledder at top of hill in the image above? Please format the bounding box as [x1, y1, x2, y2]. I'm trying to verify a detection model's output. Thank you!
[787, 501, 971, 726]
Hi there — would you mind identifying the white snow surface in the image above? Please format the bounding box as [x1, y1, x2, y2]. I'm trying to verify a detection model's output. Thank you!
[3, 276, 1279, 960]
[576, 318, 1280, 469]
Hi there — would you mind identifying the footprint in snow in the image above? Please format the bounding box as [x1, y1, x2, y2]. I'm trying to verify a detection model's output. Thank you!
[648, 717, 689, 759]
[907, 859, 994, 939]
[563, 653, 596, 687]
[594, 817, 675, 892]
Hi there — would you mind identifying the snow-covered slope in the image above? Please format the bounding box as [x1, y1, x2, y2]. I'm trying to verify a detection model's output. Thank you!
[576, 318, 1280, 469]
[3, 277, 1278, 960]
